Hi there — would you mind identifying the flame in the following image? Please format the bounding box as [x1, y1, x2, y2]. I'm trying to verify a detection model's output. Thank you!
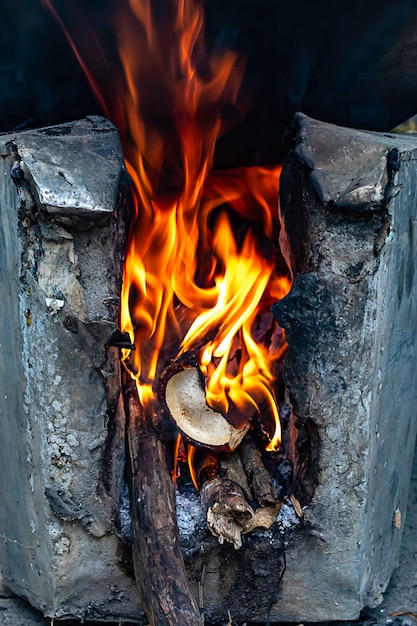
[43, 0, 291, 450]
[172, 433, 182, 486]
[173, 436, 199, 490]
[187, 445, 198, 491]
[181, 209, 290, 449]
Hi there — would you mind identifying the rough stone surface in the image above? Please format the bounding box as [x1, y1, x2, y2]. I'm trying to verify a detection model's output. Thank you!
[0, 441, 416, 625]
[1, 115, 417, 624]
[15, 116, 123, 217]
[0, 119, 144, 622]
[270, 115, 417, 620]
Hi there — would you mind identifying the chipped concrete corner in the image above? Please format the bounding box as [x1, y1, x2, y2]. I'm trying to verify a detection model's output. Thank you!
[272, 116, 417, 620]
[0, 119, 144, 621]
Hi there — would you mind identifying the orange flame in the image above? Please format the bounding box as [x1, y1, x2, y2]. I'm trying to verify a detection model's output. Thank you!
[187, 445, 198, 491]
[172, 433, 182, 487]
[42, 0, 291, 450]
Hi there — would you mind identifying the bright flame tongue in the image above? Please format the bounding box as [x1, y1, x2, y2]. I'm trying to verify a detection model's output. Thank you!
[181, 209, 289, 450]
[44, 0, 291, 449]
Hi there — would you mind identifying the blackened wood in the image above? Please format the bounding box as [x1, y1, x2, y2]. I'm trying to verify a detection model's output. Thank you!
[194, 450, 220, 489]
[219, 452, 252, 501]
[126, 386, 203, 626]
[239, 436, 280, 507]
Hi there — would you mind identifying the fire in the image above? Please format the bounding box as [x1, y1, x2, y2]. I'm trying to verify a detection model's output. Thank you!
[43, 0, 291, 450]
[181, 208, 290, 449]
[187, 444, 198, 491]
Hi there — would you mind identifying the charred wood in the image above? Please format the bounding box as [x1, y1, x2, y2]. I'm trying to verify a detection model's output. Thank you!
[194, 449, 220, 489]
[125, 382, 203, 626]
[239, 435, 280, 507]
[218, 451, 252, 501]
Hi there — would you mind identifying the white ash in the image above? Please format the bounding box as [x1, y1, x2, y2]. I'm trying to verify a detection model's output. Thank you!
[118, 493, 133, 542]
[117, 490, 299, 546]
[116, 490, 206, 544]
[275, 502, 300, 538]
[175, 491, 206, 541]
[276, 502, 300, 531]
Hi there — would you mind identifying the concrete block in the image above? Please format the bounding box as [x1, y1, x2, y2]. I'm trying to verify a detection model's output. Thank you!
[0, 117, 144, 622]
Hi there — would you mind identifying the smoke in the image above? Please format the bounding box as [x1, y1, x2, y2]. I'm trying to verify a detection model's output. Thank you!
[1, 0, 417, 164]
[0, 0, 99, 132]
[208, 0, 417, 164]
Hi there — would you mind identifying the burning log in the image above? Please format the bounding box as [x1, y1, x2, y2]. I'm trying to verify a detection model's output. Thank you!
[125, 382, 204, 626]
[159, 356, 283, 548]
[160, 357, 250, 452]
[239, 436, 280, 507]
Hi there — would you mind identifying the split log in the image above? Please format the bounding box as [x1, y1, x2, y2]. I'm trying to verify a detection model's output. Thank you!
[201, 474, 281, 549]
[159, 359, 250, 451]
[125, 384, 203, 626]
[201, 477, 255, 550]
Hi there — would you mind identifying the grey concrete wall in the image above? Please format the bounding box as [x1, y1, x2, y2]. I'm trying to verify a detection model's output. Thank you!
[0, 118, 144, 622]
[362, 148, 417, 607]
[270, 116, 417, 620]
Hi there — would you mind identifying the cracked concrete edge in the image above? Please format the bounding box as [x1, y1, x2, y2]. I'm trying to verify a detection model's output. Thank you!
[0, 439, 415, 625]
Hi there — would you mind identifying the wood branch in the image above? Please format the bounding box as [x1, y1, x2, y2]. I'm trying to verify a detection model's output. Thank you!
[125, 384, 203, 626]
[219, 452, 252, 501]
[239, 436, 280, 507]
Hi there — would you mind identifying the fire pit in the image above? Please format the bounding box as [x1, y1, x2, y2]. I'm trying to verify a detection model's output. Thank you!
[1, 111, 416, 624]
[1, 1, 417, 625]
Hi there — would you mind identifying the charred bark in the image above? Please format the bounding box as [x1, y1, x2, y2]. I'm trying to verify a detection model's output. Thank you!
[125, 383, 203, 626]
[239, 436, 280, 507]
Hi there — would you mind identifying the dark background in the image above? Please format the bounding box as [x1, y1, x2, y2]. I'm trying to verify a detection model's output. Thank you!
[1, 0, 417, 165]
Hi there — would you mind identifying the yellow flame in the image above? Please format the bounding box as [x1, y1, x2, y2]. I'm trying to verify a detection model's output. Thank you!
[187, 445, 198, 490]
[43, 0, 292, 451]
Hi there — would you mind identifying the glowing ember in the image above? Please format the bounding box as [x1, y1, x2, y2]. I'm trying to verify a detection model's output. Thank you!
[42, 0, 291, 450]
